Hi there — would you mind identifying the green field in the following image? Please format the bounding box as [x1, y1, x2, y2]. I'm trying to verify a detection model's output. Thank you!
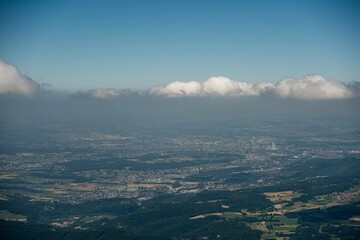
[0, 210, 27, 222]
[190, 211, 244, 220]
[81, 214, 116, 223]
[247, 215, 298, 240]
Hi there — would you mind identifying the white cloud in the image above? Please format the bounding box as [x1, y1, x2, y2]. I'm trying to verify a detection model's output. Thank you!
[73, 88, 136, 100]
[202, 76, 260, 96]
[274, 75, 353, 100]
[254, 82, 275, 94]
[149, 81, 201, 97]
[148, 75, 355, 100]
[90, 88, 120, 99]
[0, 60, 40, 95]
[149, 76, 270, 97]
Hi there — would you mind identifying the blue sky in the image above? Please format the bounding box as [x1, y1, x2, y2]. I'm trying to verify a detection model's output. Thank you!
[0, 0, 359, 91]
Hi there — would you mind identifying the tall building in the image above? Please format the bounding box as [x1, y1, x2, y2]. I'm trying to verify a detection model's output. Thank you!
[271, 141, 276, 150]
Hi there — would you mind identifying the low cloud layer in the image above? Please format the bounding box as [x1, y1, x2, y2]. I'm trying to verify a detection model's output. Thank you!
[0, 60, 40, 95]
[90, 88, 120, 99]
[149, 77, 272, 97]
[274, 75, 353, 100]
[149, 75, 356, 100]
[1, 58, 356, 101]
[74, 88, 136, 100]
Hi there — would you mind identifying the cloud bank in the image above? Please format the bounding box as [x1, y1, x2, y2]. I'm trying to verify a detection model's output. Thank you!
[0, 60, 40, 95]
[274, 75, 353, 100]
[73, 88, 136, 100]
[149, 75, 355, 100]
[0, 58, 356, 101]
[149, 77, 272, 97]
[90, 88, 120, 99]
